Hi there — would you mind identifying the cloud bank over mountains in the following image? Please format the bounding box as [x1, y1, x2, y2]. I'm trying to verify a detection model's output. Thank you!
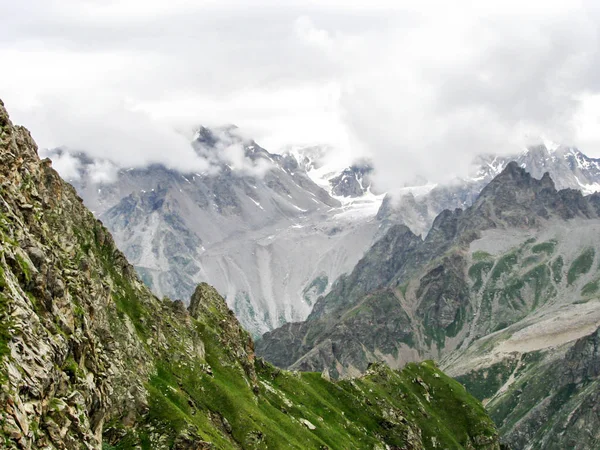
[2, 0, 600, 188]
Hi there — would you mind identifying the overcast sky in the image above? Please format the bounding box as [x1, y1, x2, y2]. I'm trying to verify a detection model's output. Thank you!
[2, 0, 600, 188]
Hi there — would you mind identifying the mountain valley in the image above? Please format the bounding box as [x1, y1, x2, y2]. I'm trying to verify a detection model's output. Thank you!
[1, 80, 600, 450]
[15, 103, 600, 450]
[0, 99, 503, 449]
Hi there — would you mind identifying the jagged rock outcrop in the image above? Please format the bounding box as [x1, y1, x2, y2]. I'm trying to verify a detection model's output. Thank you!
[329, 164, 373, 198]
[0, 99, 500, 449]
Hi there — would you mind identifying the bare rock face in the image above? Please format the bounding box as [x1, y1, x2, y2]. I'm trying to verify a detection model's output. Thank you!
[564, 327, 600, 383]
[329, 164, 373, 198]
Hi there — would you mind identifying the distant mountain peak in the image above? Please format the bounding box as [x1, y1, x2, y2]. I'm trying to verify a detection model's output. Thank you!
[192, 124, 240, 147]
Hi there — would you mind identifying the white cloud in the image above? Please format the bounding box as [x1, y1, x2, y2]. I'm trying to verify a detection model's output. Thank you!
[88, 160, 119, 184]
[3, 0, 600, 189]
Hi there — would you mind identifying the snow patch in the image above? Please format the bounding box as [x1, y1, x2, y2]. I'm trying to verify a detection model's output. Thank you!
[542, 137, 560, 153]
[575, 176, 600, 195]
[249, 197, 265, 210]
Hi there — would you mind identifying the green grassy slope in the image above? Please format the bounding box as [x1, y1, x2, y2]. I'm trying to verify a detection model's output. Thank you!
[104, 283, 499, 449]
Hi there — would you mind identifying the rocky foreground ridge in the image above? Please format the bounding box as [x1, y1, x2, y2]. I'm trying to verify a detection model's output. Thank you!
[0, 100, 500, 448]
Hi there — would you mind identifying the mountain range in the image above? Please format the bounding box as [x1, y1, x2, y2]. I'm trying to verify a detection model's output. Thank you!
[3, 87, 600, 449]
[46, 125, 600, 342]
[378, 144, 600, 236]
[0, 98, 501, 449]
[28, 103, 600, 448]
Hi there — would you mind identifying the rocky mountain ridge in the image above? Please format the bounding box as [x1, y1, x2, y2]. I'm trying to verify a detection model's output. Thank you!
[378, 144, 600, 237]
[46, 131, 600, 341]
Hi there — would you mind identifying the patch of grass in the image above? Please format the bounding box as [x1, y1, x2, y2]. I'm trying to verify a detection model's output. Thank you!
[472, 250, 493, 261]
[398, 282, 408, 297]
[456, 358, 519, 402]
[551, 256, 564, 283]
[531, 240, 557, 256]
[581, 279, 599, 297]
[522, 264, 553, 309]
[0, 263, 7, 293]
[497, 278, 525, 308]
[567, 248, 595, 286]
[469, 261, 494, 291]
[0, 293, 12, 367]
[490, 252, 519, 283]
[521, 254, 543, 267]
[62, 356, 83, 381]
[15, 253, 32, 283]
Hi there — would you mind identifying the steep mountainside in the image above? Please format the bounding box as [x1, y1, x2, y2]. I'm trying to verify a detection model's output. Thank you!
[49, 135, 383, 336]
[258, 163, 600, 447]
[0, 100, 501, 449]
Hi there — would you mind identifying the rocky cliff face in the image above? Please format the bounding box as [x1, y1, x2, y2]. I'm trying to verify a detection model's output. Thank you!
[0, 100, 500, 449]
[329, 164, 374, 198]
[258, 162, 600, 447]
[0, 98, 156, 448]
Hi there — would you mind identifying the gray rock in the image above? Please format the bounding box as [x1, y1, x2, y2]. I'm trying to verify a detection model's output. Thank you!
[25, 246, 46, 270]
